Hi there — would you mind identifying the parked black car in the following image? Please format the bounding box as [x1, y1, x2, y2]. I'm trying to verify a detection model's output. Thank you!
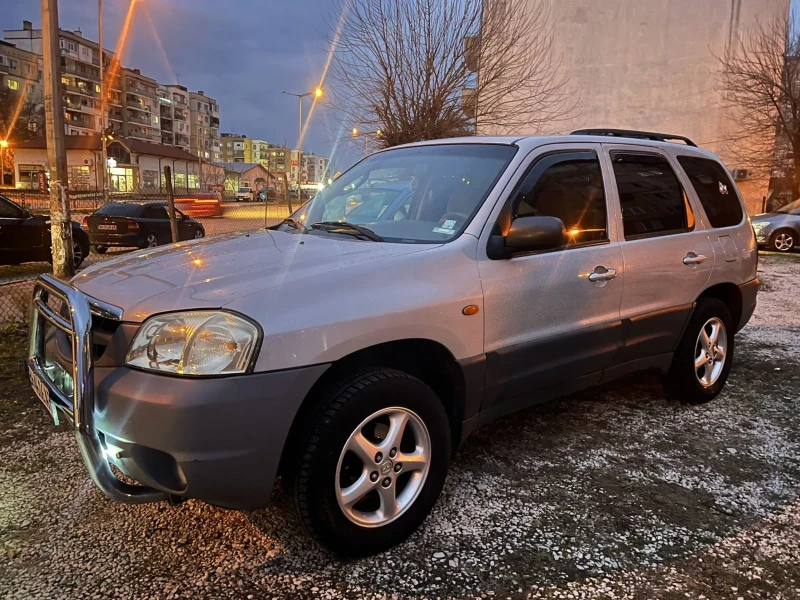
[84, 202, 205, 252]
[0, 193, 90, 267]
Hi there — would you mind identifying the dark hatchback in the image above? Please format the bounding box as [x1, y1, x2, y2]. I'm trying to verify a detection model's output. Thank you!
[0, 193, 90, 267]
[84, 202, 205, 252]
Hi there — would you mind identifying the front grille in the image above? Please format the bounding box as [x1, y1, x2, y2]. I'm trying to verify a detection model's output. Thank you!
[55, 299, 122, 361]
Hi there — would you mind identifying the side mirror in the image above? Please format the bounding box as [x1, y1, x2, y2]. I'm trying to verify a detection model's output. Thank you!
[487, 216, 566, 259]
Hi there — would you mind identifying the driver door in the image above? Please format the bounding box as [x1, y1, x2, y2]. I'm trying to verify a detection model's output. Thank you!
[0, 195, 43, 264]
[477, 144, 624, 417]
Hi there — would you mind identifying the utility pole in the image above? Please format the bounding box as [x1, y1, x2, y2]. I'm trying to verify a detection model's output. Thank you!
[163, 165, 178, 243]
[42, 0, 74, 278]
[99, 0, 108, 204]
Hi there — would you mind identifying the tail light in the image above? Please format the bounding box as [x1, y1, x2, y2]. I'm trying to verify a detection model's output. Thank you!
[81, 217, 89, 229]
[127, 219, 140, 231]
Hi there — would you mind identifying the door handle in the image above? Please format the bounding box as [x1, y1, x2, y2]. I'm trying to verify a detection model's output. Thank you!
[683, 253, 707, 265]
[588, 267, 617, 282]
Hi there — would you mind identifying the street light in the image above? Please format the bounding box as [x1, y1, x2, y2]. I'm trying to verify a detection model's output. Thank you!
[281, 87, 324, 152]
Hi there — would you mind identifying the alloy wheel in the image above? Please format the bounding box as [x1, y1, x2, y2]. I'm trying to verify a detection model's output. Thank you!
[774, 232, 794, 252]
[146, 233, 158, 248]
[695, 317, 728, 387]
[335, 407, 431, 528]
[72, 240, 83, 265]
[195, 229, 204, 239]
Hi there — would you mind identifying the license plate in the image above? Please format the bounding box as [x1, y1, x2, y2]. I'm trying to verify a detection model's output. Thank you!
[28, 370, 59, 425]
[98, 224, 117, 231]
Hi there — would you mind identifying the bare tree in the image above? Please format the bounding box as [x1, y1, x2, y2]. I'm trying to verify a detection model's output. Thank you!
[718, 12, 798, 202]
[0, 88, 45, 143]
[328, 0, 574, 148]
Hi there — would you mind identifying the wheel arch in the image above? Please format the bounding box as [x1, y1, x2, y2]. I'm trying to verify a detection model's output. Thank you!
[278, 338, 469, 476]
[696, 282, 743, 331]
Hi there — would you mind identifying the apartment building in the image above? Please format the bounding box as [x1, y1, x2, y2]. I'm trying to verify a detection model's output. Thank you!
[3, 21, 221, 151]
[0, 38, 41, 99]
[219, 133, 271, 165]
[301, 153, 330, 184]
[189, 91, 220, 161]
[266, 146, 302, 184]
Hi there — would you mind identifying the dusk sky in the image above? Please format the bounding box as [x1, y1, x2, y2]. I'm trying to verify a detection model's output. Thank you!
[1, 0, 343, 161]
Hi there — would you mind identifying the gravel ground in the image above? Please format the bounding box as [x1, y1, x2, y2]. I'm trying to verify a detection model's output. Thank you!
[1, 254, 799, 599]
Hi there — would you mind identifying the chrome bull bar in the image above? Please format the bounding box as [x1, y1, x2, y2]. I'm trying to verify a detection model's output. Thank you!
[26, 274, 167, 504]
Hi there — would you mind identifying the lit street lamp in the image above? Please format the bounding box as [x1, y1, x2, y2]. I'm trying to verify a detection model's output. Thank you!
[351, 127, 382, 157]
[281, 87, 323, 152]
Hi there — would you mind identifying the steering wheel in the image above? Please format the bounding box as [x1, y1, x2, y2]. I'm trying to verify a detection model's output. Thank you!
[440, 212, 468, 224]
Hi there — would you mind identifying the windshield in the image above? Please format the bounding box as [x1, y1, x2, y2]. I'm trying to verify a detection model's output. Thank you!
[238, 187, 250, 192]
[776, 198, 800, 214]
[282, 144, 517, 243]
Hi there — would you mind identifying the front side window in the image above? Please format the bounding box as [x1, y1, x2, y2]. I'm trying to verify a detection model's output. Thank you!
[678, 156, 743, 228]
[287, 144, 517, 244]
[509, 151, 608, 247]
[612, 152, 693, 239]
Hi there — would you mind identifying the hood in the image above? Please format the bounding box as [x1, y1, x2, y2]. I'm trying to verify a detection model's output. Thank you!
[73, 230, 437, 321]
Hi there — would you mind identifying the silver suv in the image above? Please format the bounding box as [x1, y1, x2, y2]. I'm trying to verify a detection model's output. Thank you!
[26, 130, 759, 557]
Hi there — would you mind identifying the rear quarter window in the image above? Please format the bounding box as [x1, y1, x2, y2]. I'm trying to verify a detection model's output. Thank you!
[93, 203, 143, 217]
[677, 156, 744, 228]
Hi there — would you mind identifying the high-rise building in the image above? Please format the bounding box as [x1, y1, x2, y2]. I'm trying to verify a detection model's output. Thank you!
[301, 153, 330, 184]
[3, 21, 221, 150]
[0, 38, 42, 100]
[219, 133, 270, 165]
[189, 91, 220, 161]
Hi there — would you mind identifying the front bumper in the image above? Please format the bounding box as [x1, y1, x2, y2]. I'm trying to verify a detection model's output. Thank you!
[27, 274, 329, 509]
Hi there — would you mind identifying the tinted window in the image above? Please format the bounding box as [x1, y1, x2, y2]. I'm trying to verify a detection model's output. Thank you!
[142, 206, 169, 219]
[0, 196, 26, 218]
[94, 203, 144, 217]
[612, 153, 692, 238]
[511, 152, 607, 246]
[677, 156, 743, 228]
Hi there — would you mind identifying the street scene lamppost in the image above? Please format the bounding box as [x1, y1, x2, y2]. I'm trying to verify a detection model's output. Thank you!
[351, 128, 382, 157]
[281, 87, 323, 152]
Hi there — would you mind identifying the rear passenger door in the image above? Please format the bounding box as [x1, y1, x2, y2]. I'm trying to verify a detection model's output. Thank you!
[605, 145, 714, 364]
[141, 205, 171, 243]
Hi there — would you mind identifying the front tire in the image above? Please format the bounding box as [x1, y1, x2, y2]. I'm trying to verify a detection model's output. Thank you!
[142, 232, 159, 249]
[664, 298, 735, 404]
[285, 368, 451, 557]
[72, 234, 89, 268]
[769, 228, 796, 252]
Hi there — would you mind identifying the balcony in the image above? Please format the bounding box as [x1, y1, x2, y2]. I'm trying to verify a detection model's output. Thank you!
[210, 117, 220, 128]
[63, 83, 96, 98]
[65, 112, 95, 129]
[126, 111, 152, 125]
[160, 117, 173, 131]
[175, 134, 190, 146]
[173, 109, 187, 121]
[108, 111, 123, 122]
[126, 97, 150, 111]
[161, 132, 174, 145]
[160, 105, 172, 117]
[62, 62, 100, 82]
[126, 83, 157, 98]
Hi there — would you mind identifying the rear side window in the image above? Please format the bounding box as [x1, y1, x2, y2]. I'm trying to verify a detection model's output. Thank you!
[94, 203, 143, 217]
[677, 156, 744, 228]
[142, 206, 169, 219]
[511, 151, 608, 247]
[612, 153, 693, 239]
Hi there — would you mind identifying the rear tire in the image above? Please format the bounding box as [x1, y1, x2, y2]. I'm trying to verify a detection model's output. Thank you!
[142, 232, 159, 249]
[769, 228, 796, 252]
[663, 297, 735, 404]
[92, 245, 108, 254]
[285, 367, 451, 557]
[72, 233, 90, 268]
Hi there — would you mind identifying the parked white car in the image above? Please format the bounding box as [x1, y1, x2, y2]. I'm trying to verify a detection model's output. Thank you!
[235, 186, 254, 202]
[27, 130, 758, 556]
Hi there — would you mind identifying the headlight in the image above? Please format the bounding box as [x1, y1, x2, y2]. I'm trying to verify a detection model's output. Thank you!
[752, 221, 770, 230]
[126, 311, 260, 376]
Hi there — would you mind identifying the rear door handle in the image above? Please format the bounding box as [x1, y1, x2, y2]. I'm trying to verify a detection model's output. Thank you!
[683, 253, 707, 265]
[588, 267, 617, 282]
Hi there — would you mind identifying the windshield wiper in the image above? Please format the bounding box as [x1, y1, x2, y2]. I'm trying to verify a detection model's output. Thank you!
[278, 217, 308, 233]
[310, 221, 384, 241]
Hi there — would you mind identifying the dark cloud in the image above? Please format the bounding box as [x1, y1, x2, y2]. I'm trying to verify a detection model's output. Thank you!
[2, 0, 338, 157]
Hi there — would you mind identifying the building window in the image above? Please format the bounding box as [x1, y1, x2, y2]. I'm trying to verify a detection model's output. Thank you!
[8, 59, 17, 70]
[197, 114, 202, 122]
[25, 64, 32, 75]
[7, 79, 19, 91]
[142, 169, 158, 188]
[18, 165, 44, 189]
[95, 83, 101, 93]
[188, 174, 199, 188]
[154, 116, 159, 124]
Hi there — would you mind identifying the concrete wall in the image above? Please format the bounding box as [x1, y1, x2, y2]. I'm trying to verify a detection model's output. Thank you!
[483, 0, 791, 214]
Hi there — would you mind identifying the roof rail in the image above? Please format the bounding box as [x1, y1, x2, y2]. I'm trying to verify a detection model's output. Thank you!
[570, 128, 697, 147]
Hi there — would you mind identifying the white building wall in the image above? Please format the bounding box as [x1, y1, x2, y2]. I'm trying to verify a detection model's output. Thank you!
[484, 0, 791, 213]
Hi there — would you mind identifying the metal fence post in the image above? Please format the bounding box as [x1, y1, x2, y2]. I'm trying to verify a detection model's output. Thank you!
[163, 165, 179, 243]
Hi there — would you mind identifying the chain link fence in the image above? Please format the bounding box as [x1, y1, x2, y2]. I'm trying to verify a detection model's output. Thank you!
[1, 189, 299, 325]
